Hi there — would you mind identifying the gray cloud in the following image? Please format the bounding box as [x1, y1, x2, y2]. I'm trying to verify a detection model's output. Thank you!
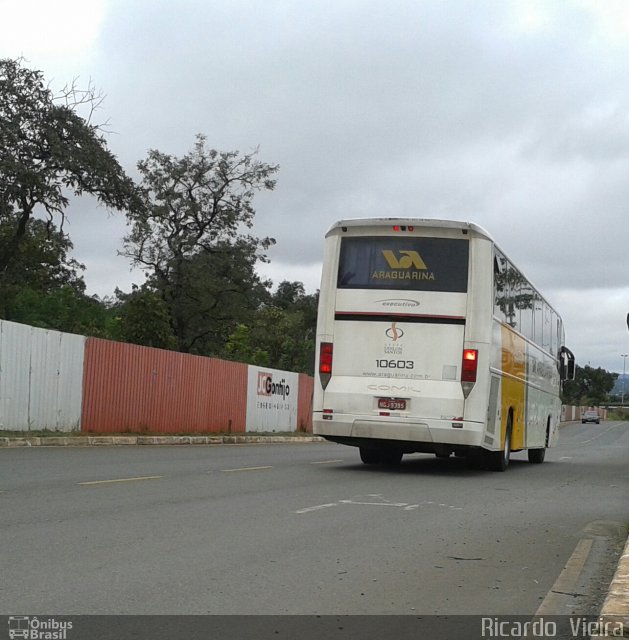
[3, 0, 629, 371]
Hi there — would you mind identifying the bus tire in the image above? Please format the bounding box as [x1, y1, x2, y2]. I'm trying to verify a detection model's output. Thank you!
[380, 448, 403, 466]
[486, 418, 512, 472]
[528, 418, 549, 464]
[528, 448, 545, 464]
[359, 447, 381, 464]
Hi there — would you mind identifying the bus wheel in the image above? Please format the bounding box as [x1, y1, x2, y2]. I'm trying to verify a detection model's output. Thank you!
[359, 447, 381, 464]
[380, 448, 403, 466]
[434, 445, 451, 459]
[486, 420, 512, 472]
[528, 448, 545, 464]
[529, 418, 549, 464]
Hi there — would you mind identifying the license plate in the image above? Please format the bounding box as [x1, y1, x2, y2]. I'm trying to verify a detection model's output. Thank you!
[378, 398, 406, 411]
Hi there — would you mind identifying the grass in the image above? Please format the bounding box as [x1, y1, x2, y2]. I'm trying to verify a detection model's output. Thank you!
[605, 408, 629, 421]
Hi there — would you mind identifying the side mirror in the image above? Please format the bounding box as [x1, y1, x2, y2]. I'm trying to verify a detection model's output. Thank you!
[567, 352, 576, 380]
[559, 346, 576, 381]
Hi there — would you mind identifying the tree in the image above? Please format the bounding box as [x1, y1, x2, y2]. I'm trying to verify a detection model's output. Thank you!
[110, 285, 177, 350]
[265, 281, 318, 373]
[0, 212, 119, 335]
[0, 213, 86, 316]
[6, 285, 115, 336]
[224, 281, 318, 374]
[224, 324, 270, 366]
[562, 364, 617, 406]
[0, 57, 141, 275]
[121, 135, 278, 354]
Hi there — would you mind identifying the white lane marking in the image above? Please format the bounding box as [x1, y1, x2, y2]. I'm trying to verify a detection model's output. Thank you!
[579, 423, 623, 445]
[221, 465, 273, 472]
[293, 503, 339, 514]
[339, 499, 408, 507]
[559, 456, 573, 460]
[310, 459, 344, 464]
[295, 496, 462, 514]
[78, 475, 163, 486]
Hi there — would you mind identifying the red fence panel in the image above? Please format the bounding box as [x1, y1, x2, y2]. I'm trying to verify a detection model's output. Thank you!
[297, 373, 314, 432]
[82, 338, 247, 434]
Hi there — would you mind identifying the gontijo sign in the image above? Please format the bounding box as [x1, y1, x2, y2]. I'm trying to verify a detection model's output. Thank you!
[246, 366, 298, 432]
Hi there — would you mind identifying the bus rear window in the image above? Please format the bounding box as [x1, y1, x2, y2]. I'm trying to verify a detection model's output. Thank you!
[337, 236, 469, 292]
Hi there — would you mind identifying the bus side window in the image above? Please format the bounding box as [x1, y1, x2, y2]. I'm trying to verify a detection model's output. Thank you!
[550, 312, 559, 357]
[542, 304, 552, 352]
[493, 253, 507, 323]
[518, 282, 534, 340]
[533, 294, 543, 346]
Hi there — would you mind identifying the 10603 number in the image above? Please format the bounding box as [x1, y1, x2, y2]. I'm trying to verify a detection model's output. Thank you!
[375, 359, 414, 369]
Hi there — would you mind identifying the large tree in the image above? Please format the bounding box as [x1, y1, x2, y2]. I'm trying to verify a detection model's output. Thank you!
[0, 57, 141, 275]
[562, 364, 617, 406]
[0, 213, 86, 306]
[121, 135, 278, 354]
[0, 212, 117, 335]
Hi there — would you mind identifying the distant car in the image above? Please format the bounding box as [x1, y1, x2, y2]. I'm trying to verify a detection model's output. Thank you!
[582, 410, 600, 424]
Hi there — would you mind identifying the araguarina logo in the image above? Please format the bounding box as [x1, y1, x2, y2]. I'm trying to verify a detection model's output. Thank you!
[372, 250, 435, 282]
[381, 250, 427, 270]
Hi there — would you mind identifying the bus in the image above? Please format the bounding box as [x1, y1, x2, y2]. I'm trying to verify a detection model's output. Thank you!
[313, 218, 575, 471]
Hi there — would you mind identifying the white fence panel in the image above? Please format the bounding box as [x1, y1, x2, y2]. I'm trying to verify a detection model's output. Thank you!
[246, 366, 299, 432]
[0, 320, 85, 431]
[0, 321, 31, 430]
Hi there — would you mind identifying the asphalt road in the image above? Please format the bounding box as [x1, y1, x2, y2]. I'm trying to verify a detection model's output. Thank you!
[0, 422, 628, 616]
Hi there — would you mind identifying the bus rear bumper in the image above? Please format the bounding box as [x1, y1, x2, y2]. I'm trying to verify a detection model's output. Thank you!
[314, 414, 485, 449]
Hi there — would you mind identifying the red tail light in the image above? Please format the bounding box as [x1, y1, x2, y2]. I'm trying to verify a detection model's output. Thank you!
[319, 342, 333, 373]
[461, 349, 478, 383]
[319, 342, 333, 389]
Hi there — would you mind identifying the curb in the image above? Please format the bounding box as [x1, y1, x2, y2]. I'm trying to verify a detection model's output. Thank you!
[2, 422, 578, 446]
[0, 435, 325, 447]
[593, 534, 629, 637]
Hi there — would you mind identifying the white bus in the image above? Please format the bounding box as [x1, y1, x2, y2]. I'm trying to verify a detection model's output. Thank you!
[313, 218, 575, 471]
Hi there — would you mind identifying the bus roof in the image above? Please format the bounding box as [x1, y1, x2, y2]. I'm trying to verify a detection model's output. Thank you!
[326, 217, 494, 241]
[326, 217, 562, 320]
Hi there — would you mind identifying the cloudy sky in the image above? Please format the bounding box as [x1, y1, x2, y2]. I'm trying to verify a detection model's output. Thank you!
[2, 0, 629, 373]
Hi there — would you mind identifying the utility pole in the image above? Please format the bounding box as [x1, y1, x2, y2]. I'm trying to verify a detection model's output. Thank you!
[622, 354, 628, 406]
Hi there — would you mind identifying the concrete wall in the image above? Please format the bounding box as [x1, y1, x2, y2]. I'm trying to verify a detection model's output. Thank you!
[562, 405, 608, 421]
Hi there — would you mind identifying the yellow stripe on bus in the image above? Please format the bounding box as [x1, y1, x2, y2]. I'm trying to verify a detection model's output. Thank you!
[501, 325, 526, 451]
